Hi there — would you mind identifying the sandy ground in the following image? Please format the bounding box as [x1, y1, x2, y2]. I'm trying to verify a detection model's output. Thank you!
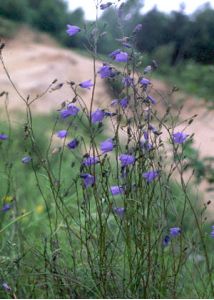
[0, 27, 112, 114]
[0, 27, 214, 216]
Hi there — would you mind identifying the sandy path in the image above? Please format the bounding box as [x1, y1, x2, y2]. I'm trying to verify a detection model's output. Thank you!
[0, 29, 112, 114]
[0, 28, 214, 216]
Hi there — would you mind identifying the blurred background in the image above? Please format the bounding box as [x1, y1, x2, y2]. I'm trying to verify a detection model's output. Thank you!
[0, 0, 214, 100]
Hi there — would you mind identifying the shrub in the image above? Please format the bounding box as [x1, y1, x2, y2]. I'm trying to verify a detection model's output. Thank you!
[0, 17, 19, 39]
[0, 0, 29, 22]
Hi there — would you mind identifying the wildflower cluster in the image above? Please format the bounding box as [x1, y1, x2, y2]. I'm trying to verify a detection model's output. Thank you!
[0, 2, 213, 299]
[61, 17, 192, 241]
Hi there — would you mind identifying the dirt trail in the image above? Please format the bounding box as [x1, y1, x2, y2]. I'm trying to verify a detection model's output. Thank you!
[0, 27, 112, 114]
[0, 27, 214, 215]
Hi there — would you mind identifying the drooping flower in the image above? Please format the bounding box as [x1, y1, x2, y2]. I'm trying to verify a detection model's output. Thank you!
[67, 138, 79, 149]
[122, 76, 134, 87]
[57, 130, 68, 138]
[83, 156, 99, 166]
[143, 170, 159, 183]
[163, 235, 170, 247]
[22, 156, 32, 164]
[0, 134, 8, 140]
[81, 173, 95, 188]
[104, 111, 117, 117]
[113, 207, 125, 217]
[148, 124, 158, 134]
[141, 140, 153, 151]
[119, 154, 135, 167]
[147, 95, 157, 105]
[170, 227, 181, 237]
[114, 51, 129, 62]
[66, 24, 81, 36]
[79, 80, 94, 89]
[100, 138, 114, 153]
[120, 97, 128, 109]
[142, 132, 150, 147]
[91, 109, 105, 123]
[111, 99, 118, 106]
[2, 204, 11, 212]
[109, 49, 121, 59]
[143, 131, 149, 141]
[144, 65, 152, 74]
[110, 186, 124, 195]
[140, 77, 151, 87]
[172, 132, 188, 144]
[2, 283, 11, 292]
[133, 24, 143, 33]
[60, 110, 72, 119]
[98, 65, 115, 79]
[60, 104, 79, 119]
[100, 2, 112, 10]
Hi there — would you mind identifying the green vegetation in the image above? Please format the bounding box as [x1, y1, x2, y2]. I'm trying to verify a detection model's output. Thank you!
[151, 44, 214, 103]
[0, 0, 85, 47]
[0, 108, 213, 299]
[0, 17, 20, 39]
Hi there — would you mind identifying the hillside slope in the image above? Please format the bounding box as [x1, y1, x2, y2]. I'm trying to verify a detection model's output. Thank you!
[0, 27, 112, 114]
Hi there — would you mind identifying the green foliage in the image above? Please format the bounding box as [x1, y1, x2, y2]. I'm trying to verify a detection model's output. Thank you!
[152, 44, 174, 72]
[0, 113, 210, 299]
[0, 0, 29, 22]
[136, 8, 170, 53]
[154, 59, 214, 102]
[0, 0, 70, 39]
[30, 0, 68, 35]
[0, 17, 19, 38]
[186, 4, 214, 64]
